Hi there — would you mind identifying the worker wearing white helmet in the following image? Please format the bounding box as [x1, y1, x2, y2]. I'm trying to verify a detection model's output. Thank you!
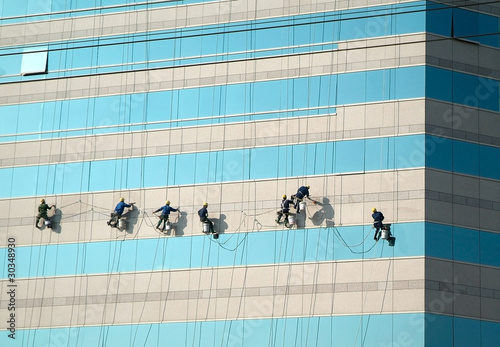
[154, 200, 179, 230]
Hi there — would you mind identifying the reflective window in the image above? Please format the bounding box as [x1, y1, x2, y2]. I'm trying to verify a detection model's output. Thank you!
[455, 318, 481, 347]
[335, 140, 364, 173]
[453, 140, 479, 176]
[425, 314, 453, 347]
[480, 231, 500, 267]
[453, 227, 479, 263]
[480, 146, 500, 179]
[0, 4, 439, 83]
[426, 137, 452, 171]
[425, 223, 453, 260]
[426, 67, 452, 102]
[20, 47, 48, 75]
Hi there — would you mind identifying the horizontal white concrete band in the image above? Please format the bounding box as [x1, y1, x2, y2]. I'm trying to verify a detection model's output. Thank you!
[0, 169, 426, 246]
[0, 257, 426, 329]
[0, 100, 426, 167]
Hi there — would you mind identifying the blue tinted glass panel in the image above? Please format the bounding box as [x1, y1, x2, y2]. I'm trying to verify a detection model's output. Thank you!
[479, 145, 500, 180]
[174, 153, 196, 185]
[17, 103, 44, 134]
[0, 170, 13, 197]
[70, 46, 95, 69]
[0, 67, 467, 144]
[453, 8, 479, 41]
[482, 320, 500, 346]
[221, 149, 246, 181]
[396, 11, 425, 34]
[250, 146, 279, 179]
[335, 140, 364, 173]
[476, 76, 500, 111]
[143, 156, 168, 188]
[453, 140, 479, 176]
[426, 136, 452, 171]
[393, 222, 425, 259]
[225, 84, 247, 115]
[337, 71, 365, 104]
[452, 72, 479, 106]
[0, 105, 18, 135]
[453, 227, 479, 263]
[3, 134, 500, 199]
[11, 166, 37, 197]
[395, 66, 425, 99]
[193, 152, 211, 184]
[255, 27, 284, 49]
[395, 135, 425, 169]
[0, 314, 424, 346]
[4, 222, 422, 278]
[455, 317, 481, 347]
[425, 314, 453, 347]
[126, 157, 143, 189]
[35, 166, 56, 196]
[478, 13, 500, 47]
[426, 66, 452, 102]
[425, 223, 452, 259]
[89, 160, 116, 191]
[365, 137, 394, 171]
[480, 231, 500, 267]
[427, 4, 451, 36]
[253, 80, 282, 112]
[366, 69, 390, 102]
[0, 53, 22, 75]
[146, 91, 172, 122]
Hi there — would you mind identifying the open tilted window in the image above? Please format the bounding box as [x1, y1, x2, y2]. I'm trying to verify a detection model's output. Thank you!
[20, 47, 48, 75]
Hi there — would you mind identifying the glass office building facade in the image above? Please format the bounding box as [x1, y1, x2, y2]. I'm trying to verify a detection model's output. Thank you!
[1, 0, 500, 345]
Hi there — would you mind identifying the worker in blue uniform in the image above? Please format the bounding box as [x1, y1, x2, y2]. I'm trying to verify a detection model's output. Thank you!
[276, 194, 294, 223]
[198, 202, 215, 234]
[291, 185, 312, 212]
[154, 200, 179, 230]
[107, 197, 134, 227]
[372, 207, 385, 241]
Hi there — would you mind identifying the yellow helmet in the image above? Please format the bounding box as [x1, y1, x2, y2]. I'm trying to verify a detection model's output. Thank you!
[203, 202, 208, 206]
[120, 197, 125, 202]
[372, 207, 377, 212]
[306, 185, 310, 188]
[165, 200, 170, 205]
[282, 194, 287, 199]
[40, 198, 45, 203]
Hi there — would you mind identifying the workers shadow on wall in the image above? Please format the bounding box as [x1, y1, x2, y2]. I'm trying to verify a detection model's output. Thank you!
[295, 210, 307, 229]
[308, 197, 335, 227]
[212, 214, 228, 234]
[123, 207, 140, 234]
[50, 208, 62, 234]
[166, 211, 187, 237]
